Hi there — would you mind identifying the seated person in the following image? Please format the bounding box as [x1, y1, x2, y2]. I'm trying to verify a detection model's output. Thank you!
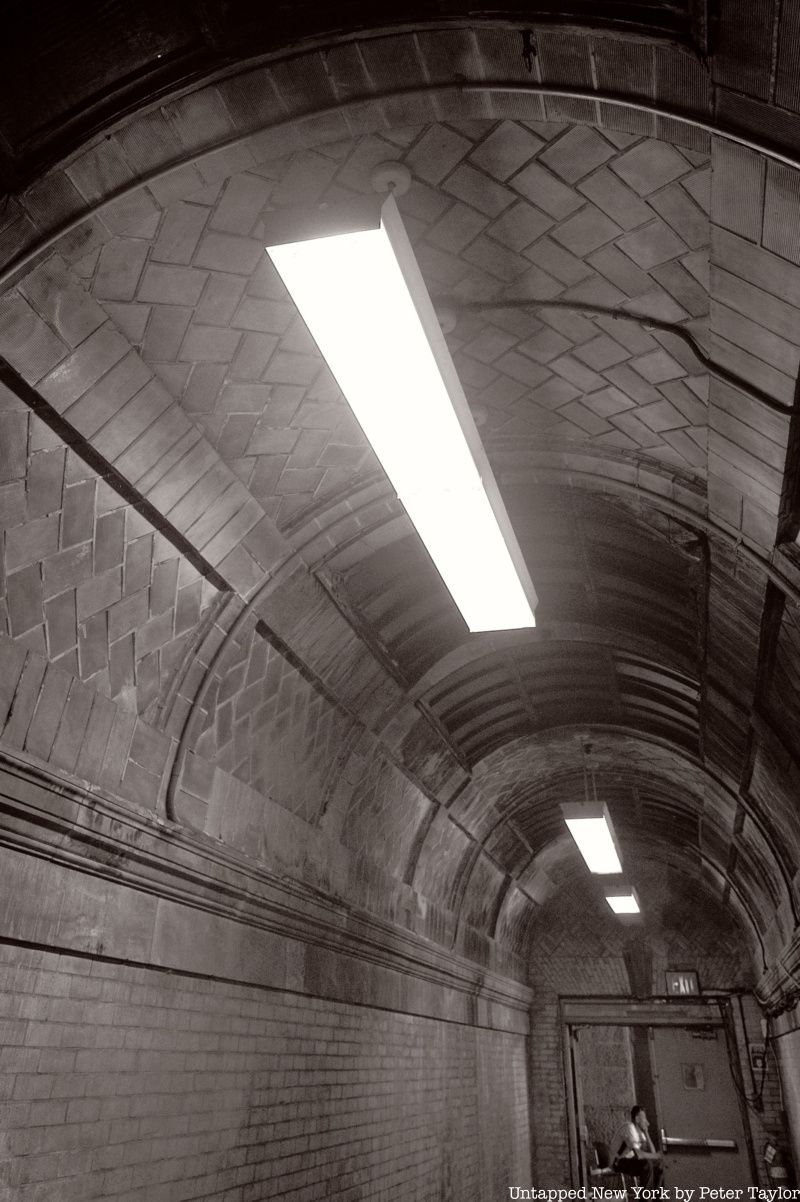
[613, 1105, 664, 1186]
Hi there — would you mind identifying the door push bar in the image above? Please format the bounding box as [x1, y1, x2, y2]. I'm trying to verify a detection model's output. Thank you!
[660, 1131, 738, 1151]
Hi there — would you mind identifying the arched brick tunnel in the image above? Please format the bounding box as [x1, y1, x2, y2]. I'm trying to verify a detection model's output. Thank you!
[1, 3, 800, 1196]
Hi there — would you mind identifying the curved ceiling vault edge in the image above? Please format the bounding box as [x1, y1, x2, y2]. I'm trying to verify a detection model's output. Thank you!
[450, 725, 800, 926]
[303, 462, 800, 610]
[3, 78, 800, 294]
[2, 44, 794, 978]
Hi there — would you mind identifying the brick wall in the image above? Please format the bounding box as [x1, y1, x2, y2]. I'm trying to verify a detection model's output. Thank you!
[0, 943, 530, 1202]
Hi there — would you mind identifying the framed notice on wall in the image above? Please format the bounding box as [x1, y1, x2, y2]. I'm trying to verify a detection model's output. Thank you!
[665, 970, 699, 996]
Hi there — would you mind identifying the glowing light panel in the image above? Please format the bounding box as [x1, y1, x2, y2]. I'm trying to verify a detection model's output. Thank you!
[606, 893, 640, 915]
[266, 197, 537, 633]
[563, 812, 623, 875]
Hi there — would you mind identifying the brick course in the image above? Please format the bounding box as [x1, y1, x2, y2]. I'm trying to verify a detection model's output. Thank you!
[0, 943, 530, 1202]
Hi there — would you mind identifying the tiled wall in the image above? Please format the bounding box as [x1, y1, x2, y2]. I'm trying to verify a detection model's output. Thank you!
[0, 943, 530, 1202]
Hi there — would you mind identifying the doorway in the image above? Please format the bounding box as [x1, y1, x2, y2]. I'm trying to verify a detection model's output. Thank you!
[563, 1000, 755, 1188]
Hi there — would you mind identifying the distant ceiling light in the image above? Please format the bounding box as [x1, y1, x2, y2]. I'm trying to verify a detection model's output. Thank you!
[605, 890, 640, 915]
[561, 802, 623, 875]
[265, 195, 537, 633]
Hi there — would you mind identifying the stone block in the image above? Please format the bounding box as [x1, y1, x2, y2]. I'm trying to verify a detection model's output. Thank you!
[137, 265, 208, 306]
[713, 303, 800, 381]
[108, 634, 135, 703]
[487, 202, 554, 252]
[94, 239, 149, 302]
[540, 126, 615, 183]
[134, 610, 173, 662]
[142, 305, 193, 364]
[101, 189, 160, 239]
[64, 352, 153, 440]
[0, 639, 27, 728]
[39, 325, 129, 414]
[0, 294, 68, 385]
[573, 334, 628, 372]
[2, 651, 46, 747]
[577, 166, 652, 231]
[167, 462, 232, 535]
[129, 720, 171, 776]
[146, 438, 220, 513]
[463, 236, 529, 282]
[44, 590, 77, 660]
[194, 232, 265, 276]
[42, 543, 93, 598]
[150, 560, 179, 616]
[443, 164, 515, 217]
[0, 413, 28, 484]
[76, 568, 122, 622]
[650, 183, 708, 250]
[25, 664, 72, 762]
[21, 257, 106, 349]
[631, 349, 686, 384]
[611, 139, 691, 195]
[118, 758, 161, 810]
[7, 564, 43, 636]
[427, 203, 490, 254]
[65, 140, 135, 204]
[92, 381, 172, 463]
[763, 162, 800, 267]
[511, 160, 583, 219]
[178, 324, 241, 363]
[95, 511, 126, 574]
[264, 352, 320, 387]
[21, 171, 86, 231]
[209, 174, 273, 235]
[162, 87, 235, 153]
[107, 589, 149, 643]
[230, 297, 294, 335]
[78, 611, 108, 679]
[194, 273, 247, 327]
[616, 218, 688, 269]
[152, 203, 209, 265]
[113, 411, 194, 485]
[27, 449, 65, 518]
[61, 481, 96, 549]
[406, 126, 472, 186]
[182, 363, 228, 412]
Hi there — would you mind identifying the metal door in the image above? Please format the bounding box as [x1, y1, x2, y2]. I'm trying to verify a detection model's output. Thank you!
[651, 1025, 753, 1187]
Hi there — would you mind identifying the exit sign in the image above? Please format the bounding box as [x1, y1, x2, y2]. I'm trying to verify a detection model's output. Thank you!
[666, 970, 699, 996]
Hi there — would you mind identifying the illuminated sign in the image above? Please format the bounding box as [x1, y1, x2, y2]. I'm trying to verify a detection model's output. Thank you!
[665, 970, 699, 996]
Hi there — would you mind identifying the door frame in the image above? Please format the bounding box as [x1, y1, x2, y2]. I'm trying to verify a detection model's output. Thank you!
[559, 995, 758, 1187]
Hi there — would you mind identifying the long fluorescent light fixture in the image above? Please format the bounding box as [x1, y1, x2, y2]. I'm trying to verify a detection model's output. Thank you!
[265, 196, 537, 632]
[605, 890, 640, 915]
[561, 802, 623, 875]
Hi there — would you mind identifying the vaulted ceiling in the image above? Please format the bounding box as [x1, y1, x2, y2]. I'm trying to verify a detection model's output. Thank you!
[1, 4, 800, 1010]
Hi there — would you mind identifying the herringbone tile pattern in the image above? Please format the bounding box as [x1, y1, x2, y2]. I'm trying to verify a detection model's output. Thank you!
[191, 612, 356, 823]
[0, 400, 218, 725]
[75, 120, 709, 530]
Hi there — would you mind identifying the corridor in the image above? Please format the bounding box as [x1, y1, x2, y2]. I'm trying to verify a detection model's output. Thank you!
[0, 1, 799, 1196]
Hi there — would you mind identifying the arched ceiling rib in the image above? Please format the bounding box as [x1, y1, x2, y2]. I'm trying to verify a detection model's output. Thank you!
[0, 3, 703, 190]
[436, 731, 794, 959]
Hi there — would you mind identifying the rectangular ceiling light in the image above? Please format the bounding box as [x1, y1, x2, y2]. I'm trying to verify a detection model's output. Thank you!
[561, 802, 623, 875]
[605, 891, 640, 915]
[265, 195, 537, 633]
